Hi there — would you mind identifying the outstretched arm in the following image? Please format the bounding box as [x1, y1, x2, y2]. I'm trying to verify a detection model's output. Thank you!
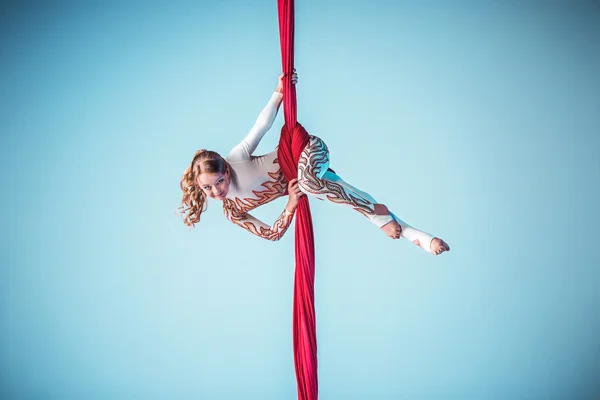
[227, 73, 297, 162]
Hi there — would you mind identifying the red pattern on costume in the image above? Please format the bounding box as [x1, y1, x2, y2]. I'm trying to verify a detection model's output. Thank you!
[222, 166, 292, 241]
[225, 169, 286, 213]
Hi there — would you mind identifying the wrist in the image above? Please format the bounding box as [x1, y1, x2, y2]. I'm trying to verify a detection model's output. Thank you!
[284, 207, 295, 215]
[285, 202, 297, 213]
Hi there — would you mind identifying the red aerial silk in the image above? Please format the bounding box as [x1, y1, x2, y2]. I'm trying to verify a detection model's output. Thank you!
[277, 1, 318, 399]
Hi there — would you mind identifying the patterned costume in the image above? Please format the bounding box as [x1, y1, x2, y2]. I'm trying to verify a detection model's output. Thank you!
[223, 92, 435, 252]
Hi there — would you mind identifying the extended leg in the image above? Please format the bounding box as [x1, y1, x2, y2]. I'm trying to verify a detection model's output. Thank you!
[297, 136, 447, 254]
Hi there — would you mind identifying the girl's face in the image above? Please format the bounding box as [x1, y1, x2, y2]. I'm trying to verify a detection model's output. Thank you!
[197, 171, 231, 200]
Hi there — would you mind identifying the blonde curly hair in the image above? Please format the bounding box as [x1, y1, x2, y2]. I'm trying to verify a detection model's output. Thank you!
[178, 149, 237, 228]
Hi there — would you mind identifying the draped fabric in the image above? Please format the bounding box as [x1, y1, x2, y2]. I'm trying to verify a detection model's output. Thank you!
[277, 1, 318, 399]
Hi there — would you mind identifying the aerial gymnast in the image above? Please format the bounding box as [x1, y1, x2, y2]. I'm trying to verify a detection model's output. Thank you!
[178, 73, 450, 255]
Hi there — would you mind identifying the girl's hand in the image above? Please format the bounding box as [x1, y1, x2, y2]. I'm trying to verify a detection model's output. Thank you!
[286, 178, 305, 212]
[275, 70, 298, 94]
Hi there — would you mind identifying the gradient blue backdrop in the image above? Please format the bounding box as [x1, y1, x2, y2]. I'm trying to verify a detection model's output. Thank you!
[1, 1, 599, 399]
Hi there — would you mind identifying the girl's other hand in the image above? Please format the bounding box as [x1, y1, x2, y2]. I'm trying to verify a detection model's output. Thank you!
[286, 178, 305, 212]
[276, 69, 298, 93]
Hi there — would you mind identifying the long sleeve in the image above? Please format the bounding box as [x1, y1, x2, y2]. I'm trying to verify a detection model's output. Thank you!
[223, 201, 294, 241]
[227, 92, 284, 162]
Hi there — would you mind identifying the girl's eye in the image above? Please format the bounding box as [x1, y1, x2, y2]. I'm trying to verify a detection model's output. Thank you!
[217, 179, 224, 184]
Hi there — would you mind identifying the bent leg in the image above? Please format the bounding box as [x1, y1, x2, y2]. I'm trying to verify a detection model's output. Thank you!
[297, 136, 436, 253]
[297, 136, 386, 224]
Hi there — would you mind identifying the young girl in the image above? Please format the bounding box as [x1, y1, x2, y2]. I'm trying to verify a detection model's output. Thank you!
[179, 74, 450, 255]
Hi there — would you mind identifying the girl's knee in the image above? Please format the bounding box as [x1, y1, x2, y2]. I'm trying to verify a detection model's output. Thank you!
[297, 178, 312, 195]
[300, 137, 330, 169]
[297, 170, 315, 191]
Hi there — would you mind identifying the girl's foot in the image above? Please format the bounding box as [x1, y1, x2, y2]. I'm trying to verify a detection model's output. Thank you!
[381, 220, 402, 239]
[376, 204, 402, 239]
[413, 238, 450, 255]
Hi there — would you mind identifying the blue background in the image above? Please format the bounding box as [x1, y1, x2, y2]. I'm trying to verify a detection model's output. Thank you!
[1, 1, 599, 399]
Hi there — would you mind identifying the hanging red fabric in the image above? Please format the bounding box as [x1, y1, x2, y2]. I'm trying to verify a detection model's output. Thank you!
[277, 1, 318, 399]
